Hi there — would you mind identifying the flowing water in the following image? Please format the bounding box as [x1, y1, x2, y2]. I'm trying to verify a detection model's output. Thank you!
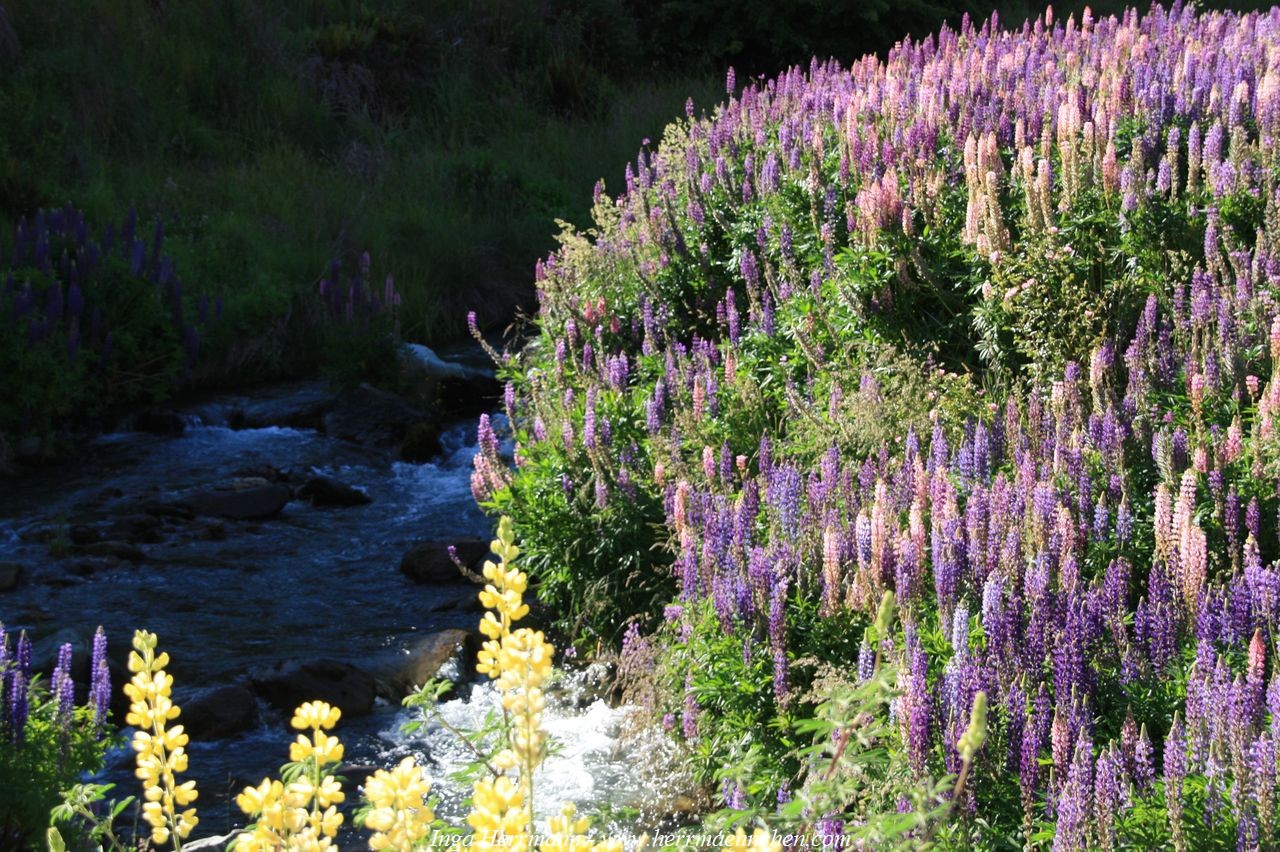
[0, 382, 657, 842]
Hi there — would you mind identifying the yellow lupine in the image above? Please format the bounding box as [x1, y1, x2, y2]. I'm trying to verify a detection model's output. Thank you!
[125, 630, 199, 848]
[453, 517, 627, 852]
[363, 756, 436, 850]
[236, 702, 346, 850]
[292, 700, 342, 732]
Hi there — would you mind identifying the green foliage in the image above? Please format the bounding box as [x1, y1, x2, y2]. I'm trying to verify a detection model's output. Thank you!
[0, 692, 115, 849]
[0, 0, 722, 358]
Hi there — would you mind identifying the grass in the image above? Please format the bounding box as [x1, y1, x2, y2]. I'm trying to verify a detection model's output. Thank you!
[0, 0, 720, 387]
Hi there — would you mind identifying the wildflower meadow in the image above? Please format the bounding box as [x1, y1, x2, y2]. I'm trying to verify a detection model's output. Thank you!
[9, 1, 1280, 850]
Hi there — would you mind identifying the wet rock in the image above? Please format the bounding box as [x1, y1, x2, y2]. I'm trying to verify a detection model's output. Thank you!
[133, 410, 186, 435]
[323, 383, 434, 451]
[143, 501, 194, 521]
[194, 521, 227, 541]
[297, 476, 372, 507]
[31, 627, 90, 681]
[108, 513, 164, 544]
[80, 540, 147, 563]
[378, 628, 476, 697]
[427, 588, 484, 613]
[230, 381, 335, 430]
[581, 661, 621, 706]
[179, 484, 292, 520]
[233, 463, 289, 483]
[400, 538, 489, 584]
[67, 556, 122, 576]
[15, 435, 43, 459]
[188, 381, 335, 431]
[399, 422, 444, 462]
[68, 524, 101, 545]
[251, 658, 378, 718]
[181, 685, 260, 740]
[402, 343, 500, 418]
[0, 562, 22, 591]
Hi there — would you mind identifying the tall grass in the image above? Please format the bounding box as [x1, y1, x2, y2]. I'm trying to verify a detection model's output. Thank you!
[0, 0, 719, 380]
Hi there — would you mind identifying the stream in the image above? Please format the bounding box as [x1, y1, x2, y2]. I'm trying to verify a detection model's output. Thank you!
[0, 378, 660, 843]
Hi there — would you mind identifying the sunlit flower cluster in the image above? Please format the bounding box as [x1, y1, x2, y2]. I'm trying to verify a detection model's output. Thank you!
[362, 756, 435, 850]
[465, 517, 624, 852]
[124, 629, 198, 847]
[538, 803, 624, 852]
[235, 700, 345, 850]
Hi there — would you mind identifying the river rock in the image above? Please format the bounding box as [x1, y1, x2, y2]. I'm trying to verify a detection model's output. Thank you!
[402, 343, 501, 417]
[251, 658, 378, 718]
[143, 501, 194, 521]
[80, 540, 147, 563]
[187, 381, 335, 430]
[399, 422, 444, 462]
[181, 685, 260, 739]
[0, 562, 21, 591]
[229, 381, 335, 430]
[31, 627, 90, 681]
[68, 524, 101, 545]
[233, 463, 289, 483]
[297, 476, 371, 507]
[108, 513, 164, 544]
[400, 538, 489, 584]
[323, 383, 436, 452]
[378, 628, 476, 697]
[179, 484, 292, 520]
[67, 556, 123, 576]
[133, 410, 187, 435]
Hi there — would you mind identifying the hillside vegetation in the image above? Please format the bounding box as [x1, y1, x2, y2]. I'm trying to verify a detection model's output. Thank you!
[476, 3, 1280, 846]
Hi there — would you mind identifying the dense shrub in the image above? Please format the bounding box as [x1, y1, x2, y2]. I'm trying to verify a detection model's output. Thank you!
[0, 625, 113, 848]
[0, 205, 216, 441]
[477, 3, 1280, 846]
[310, 251, 405, 390]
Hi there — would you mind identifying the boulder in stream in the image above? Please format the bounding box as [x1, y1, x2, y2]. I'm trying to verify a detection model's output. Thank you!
[377, 628, 476, 698]
[297, 475, 372, 507]
[323, 383, 436, 453]
[178, 483, 293, 520]
[250, 658, 379, 718]
[80, 540, 147, 563]
[400, 538, 489, 584]
[181, 684, 260, 740]
[402, 343, 501, 417]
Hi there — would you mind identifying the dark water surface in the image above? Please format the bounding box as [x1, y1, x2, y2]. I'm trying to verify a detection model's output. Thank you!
[0, 392, 647, 843]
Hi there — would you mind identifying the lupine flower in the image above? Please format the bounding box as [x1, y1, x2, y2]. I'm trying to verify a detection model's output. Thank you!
[125, 630, 199, 845]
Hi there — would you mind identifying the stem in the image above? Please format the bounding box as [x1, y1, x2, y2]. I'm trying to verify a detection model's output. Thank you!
[950, 758, 973, 815]
[822, 728, 851, 781]
[429, 709, 501, 778]
[310, 731, 322, 826]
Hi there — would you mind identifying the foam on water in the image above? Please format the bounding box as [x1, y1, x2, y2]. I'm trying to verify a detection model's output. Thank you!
[376, 679, 645, 823]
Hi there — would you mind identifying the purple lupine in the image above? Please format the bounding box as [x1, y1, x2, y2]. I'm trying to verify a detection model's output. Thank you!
[1053, 737, 1093, 852]
[50, 642, 74, 734]
[7, 668, 27, 747]
[1092, 745, 1125, 850]
[1133, 724, 1155, 793]
[15, 631, 30, 677]
[1250, 734, 1276, 832]
[683, 674, 699, 740]
[904, 627, 931, 773]
[722, 780, 747, 810]
[769, 579, 789, 703]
